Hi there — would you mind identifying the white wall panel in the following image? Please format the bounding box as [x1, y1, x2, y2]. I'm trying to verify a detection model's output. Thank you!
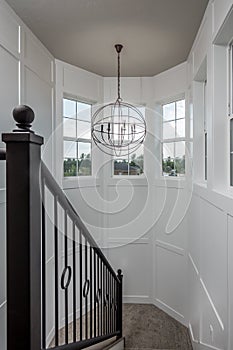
[200, 199, 228, 330]
[0, 46, 18, 149]
[154, 63, 187, 103]
[154, 187, 188, 249]
[188, 255, 200, 343]
[188, 194, 201, 271]
[24, 31, 53, 85]
[193, 17, 211, 79]
[228, 215, 233, 350]
[200, 283, 226, 350]
[0, 3, 19, 56]
[104, 77, 142, 103]
[107, 240, 151, 301]
[62, 62, 103, 103]
[155, 241, 186, 323]
[24, 68, 53, 141]
[24, 67, 53, 168]
[0, 203, 6, 307]
[213, 0, 233, 40]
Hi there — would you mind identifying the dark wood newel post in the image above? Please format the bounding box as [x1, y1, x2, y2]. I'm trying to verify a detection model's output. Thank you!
[2, 105, 44, 350]
[117, 269, 123, 339]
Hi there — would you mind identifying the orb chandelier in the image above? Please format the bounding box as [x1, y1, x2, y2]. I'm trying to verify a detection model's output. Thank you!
[91, 44, 146, 157]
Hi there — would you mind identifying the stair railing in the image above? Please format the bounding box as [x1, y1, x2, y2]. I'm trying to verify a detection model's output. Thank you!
[2, 105, 123, 350]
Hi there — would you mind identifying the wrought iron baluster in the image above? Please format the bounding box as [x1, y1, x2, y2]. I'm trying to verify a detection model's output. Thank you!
[103, 264, 106, 335]
[90, 246, 93, 339]
[72, 223, 76, 342]
[64, 212, 69, 344]
[85, 239, 88, 339]
[79, 232, 83, 341]
[97, 255, 99, 336]
[108, 269, 111, 333]
[110, 271, 112, 333]
[54, 196, 59, 346]
[94, 251, 97, 338]
[107, 268, 109, 334]
[113, 278, 115, 332]
[41, 178, 46, 349]
[101, 260, 103, 336]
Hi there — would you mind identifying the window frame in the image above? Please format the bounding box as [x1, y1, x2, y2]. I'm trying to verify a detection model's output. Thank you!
[63, 97, 92, 178]
[161, 98, 186, 178]
[112, 106, 146, 177]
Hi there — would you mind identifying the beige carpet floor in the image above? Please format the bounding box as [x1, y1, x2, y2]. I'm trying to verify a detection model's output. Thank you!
[123, 304, 192, 350]
[50, 303, 192, 350]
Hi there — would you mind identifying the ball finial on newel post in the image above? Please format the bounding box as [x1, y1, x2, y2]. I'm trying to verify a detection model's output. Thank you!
[12, 105, 35, 133]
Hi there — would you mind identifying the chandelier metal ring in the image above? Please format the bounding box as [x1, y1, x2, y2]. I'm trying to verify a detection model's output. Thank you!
[91, 44, 147, 157]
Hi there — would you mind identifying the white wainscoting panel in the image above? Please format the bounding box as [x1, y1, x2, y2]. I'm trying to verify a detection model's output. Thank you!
[188, 254, 201, 343]
[0, 3, 19, 56]
[0, 203, 6, 307]
[24, 31, 53, 85]
[155, 240, 186, 324]
[200, 198, 228, 333]
[0, 45, 19, 150]
[228, 214, 233, 350]
[107, 238, 152, 302]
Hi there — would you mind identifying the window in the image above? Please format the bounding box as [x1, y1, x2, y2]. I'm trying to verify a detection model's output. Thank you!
[63, 98, 92, 177]
[113, 107, 145, 176]
[162, 99, 185, 176]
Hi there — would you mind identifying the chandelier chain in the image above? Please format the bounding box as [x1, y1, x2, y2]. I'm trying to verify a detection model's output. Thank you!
[117, 51, 121, 101]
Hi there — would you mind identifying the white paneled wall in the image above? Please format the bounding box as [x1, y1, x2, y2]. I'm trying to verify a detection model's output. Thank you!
[186, 0, 233, 349]
[2, 1, 233, 350]
[0, 1, 54, 349]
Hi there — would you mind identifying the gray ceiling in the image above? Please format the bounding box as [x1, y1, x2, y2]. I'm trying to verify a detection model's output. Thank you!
[6, 0, 209, 77]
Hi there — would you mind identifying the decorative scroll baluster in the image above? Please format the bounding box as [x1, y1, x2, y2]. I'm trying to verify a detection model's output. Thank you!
[64, 212, 69, 344]
[72, 223, 76, 342]
[94, 251, 97, 338]
[54, 196, 59, 346]
[90, 246, 93, 339]
[114, 276, 115, 332]
[110, 272, 112, 334]
[79, 232, 83, 341]
[101, 261, 103, 336]
[107, 268, 109, 334]
[85, 239, 88, 339]
[97, 256, 100, 337]
[108, 270, 110, 334]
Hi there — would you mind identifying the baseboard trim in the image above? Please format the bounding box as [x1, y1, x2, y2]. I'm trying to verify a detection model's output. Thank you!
[123, 295, 152, 304]
[154, 298, 186, 327]
[199, 341, 223, 350]
[188, 323, 199, 344]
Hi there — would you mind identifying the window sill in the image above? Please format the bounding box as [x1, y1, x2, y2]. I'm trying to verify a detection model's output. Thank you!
[154, 177, 186, 189]
[108, 175, 147, 187]
[62, 176, 100, 189]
